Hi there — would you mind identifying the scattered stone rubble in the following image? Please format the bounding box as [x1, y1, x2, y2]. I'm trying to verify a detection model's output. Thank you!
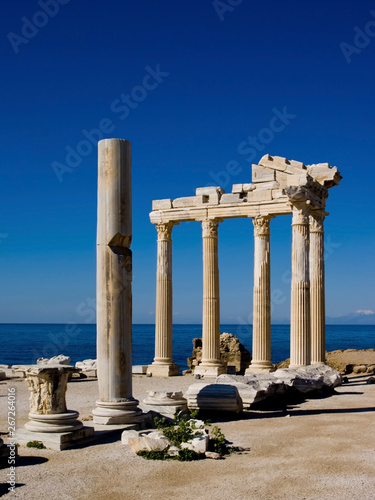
[37, 354, 71, 365]
[217, 364, 342, 408]
[187, 333, 251, 374]
[75, 359, 97, 378]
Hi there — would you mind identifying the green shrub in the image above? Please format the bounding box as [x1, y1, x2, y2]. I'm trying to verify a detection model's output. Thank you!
[26, 441, 46, 449]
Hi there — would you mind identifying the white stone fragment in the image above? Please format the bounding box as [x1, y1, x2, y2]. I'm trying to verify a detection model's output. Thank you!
[121, 429, 140, 445]
[37, 355, 71, 365]
[152, 199, 173, 210]
[220, 193, 243, 204]
[181, 434, 209, 453]
[168, 446, 180, 456]
[247, 190, 273, 202]
[254, 181, 279, 190]
[205, 451, 221, 459]
[232, 184, 244, 193]
[128, 435, 171, 453]
[243, 183, 256, 192]
[252, 165, 276, 183]
[186, 383, 243, 413]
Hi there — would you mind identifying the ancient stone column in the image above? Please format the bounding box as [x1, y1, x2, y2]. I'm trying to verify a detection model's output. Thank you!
[290, 205, 311, 368]
[246, 216, 273, 373]
[147, 222, 179, 377]
[195, 219, 225, 378]
[93, 139, 142, 425]
[310, 213, 326, 364]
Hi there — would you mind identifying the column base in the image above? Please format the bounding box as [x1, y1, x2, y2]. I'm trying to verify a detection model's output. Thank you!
[194, 363, 226, 379]
[15, 426, 94, 451]
[92, 399, 143, 425]
[245, 362, 274, 374]
[146, 363, 180, 377]
[25, 411, 83, 433]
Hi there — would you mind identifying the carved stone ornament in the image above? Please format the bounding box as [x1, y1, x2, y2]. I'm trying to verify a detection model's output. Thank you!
[202, 219, 219, 237]
[309, 214, 325, 233]
[253, 216, 271, 237]
[156, 222, 174, 240]
[292, 206, 310, 226]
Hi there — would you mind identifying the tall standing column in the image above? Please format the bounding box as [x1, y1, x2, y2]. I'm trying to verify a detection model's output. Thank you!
[246, 216, 273, 373]
[195, 219, 225, 378]
[290, 204, 311, 368]
[93, 139, 142, 425]
[310, 213, 326, 364]
[147, 222, 179, 377]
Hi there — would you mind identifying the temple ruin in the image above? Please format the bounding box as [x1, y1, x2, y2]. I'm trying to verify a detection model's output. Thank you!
[147, 154, 342, 377]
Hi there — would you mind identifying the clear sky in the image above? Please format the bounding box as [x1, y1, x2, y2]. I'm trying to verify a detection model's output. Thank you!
[0, 0, 374, 325]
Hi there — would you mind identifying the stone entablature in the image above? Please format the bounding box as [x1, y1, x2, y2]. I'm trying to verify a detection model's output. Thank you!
[150, 155, 341, 224]
[147, 154, 342, 378]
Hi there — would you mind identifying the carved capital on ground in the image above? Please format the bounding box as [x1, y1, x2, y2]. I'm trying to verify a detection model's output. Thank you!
[253, 216, 271, 237]
[202, 219, 220, 237]
[156, 222, 174, 240]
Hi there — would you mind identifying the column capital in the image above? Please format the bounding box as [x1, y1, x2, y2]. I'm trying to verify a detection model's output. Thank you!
[156, 222, 175, 240]
[253, 215, 272, 237]
[202, 218, 221, 238]
[309, 213, 325, 233]
[291, 204, 311, 225]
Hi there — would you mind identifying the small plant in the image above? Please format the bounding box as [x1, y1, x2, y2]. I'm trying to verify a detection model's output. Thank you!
[137, 450, 169, 460]
[176, 448, 201, 461]
[208, 426, 229, 455]
[26, 440, 46, 449]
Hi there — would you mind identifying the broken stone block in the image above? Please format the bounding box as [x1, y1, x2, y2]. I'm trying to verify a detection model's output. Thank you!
[232, 184, 244, 193]
[220, 193, 243, 204]
[181, 434, 209, 453]
[195, 186, 225, 196]
[143, 390, 187, 417]
[152, 199, 173, 210]
[172, 196, 198, 208]
[186, 383, 243, 413]
[128, 435, 171, 453]
[37, 355, 71, 365]
[205, 451, 221, 459]
[121, 429, 140, 445]
[252, 165, 276, 183]
[246, 190, 273, 202]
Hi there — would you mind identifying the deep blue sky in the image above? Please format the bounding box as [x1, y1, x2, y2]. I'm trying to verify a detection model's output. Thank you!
[0, 0, 374, 324]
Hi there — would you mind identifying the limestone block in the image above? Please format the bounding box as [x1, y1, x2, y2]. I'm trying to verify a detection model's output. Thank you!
[186, 383, 243, 413]
[0, 371, 5, 381]
[307, 164, 342, 187]
[128, 435, 171, 453]
[172, 196, 198, 208]
[289, 159, 306, 170]
[274, 368, 324, 394]
[205, 451, 221, 459]
[205, 193, 220, 205]
[196, 186, 225, 196]
[286, 172, 310, 187]
[220, 193, 243, 204]
[252, 165, 276, 183]
[232, 184, 244, 193]
[243, 183, 256, 192]
[168, 446, 180, 456]
[246, 190, 273, 202]
[121, 429, 139, 445]
[297, 365, 342, 389]
[37, 355, 71, 365]
[254, 181, 279, 191]
[0, 364, 10, 369]
[181, 434, 209, 453]
[272, 189, 286, 199]
[152, 199, 173, 210]
[75, 360, 97, 377]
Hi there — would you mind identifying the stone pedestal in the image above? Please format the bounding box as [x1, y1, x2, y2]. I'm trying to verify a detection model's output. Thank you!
[194, 219, 225, 378]
[290, 205, 311, 368]
[247, 216, 273, 373]
[15, 365, 94, 450]
[93, 138, 142, 425]
[143, 390, 187, 417]
[147, 222, 179, 377]
[310, 213, 326, 364]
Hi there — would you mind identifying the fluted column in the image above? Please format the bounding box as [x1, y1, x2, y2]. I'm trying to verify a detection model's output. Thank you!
[147, 222, 179, 377]
[310, 213, 326, 364]
[290, 205, 311, 368]
[93, 138, 142, 425]
[246, 216, 273, 373]
[195, 219, 225, 378]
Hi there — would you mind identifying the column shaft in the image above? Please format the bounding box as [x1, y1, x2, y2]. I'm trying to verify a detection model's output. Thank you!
[247, 216, 272, 372]
[195, 219, 225, 378]
[148, 223, 179, 376]
[310, 214, 326, 364]
[93, 139, 141, 424]
[290, 206, 311, 368]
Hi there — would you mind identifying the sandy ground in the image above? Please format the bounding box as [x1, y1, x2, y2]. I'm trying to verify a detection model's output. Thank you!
[1, 372, 375, 500]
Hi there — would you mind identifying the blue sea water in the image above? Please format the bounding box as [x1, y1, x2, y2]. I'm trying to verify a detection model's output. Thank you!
[0, 324, 374, 371]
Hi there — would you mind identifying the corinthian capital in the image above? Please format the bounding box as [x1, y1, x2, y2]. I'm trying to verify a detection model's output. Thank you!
[309, 213, 325, 233]
[202, 219, 219, 237]
[253, 216, 271, 237]
[156, 222, 174, 240]
[292, 204, 310, 226]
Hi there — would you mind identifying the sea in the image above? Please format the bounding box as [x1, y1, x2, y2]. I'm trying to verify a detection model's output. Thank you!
[0, 324, 374, 372]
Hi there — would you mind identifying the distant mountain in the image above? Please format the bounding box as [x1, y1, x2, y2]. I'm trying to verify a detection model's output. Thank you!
[326, 311, 375, 325]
